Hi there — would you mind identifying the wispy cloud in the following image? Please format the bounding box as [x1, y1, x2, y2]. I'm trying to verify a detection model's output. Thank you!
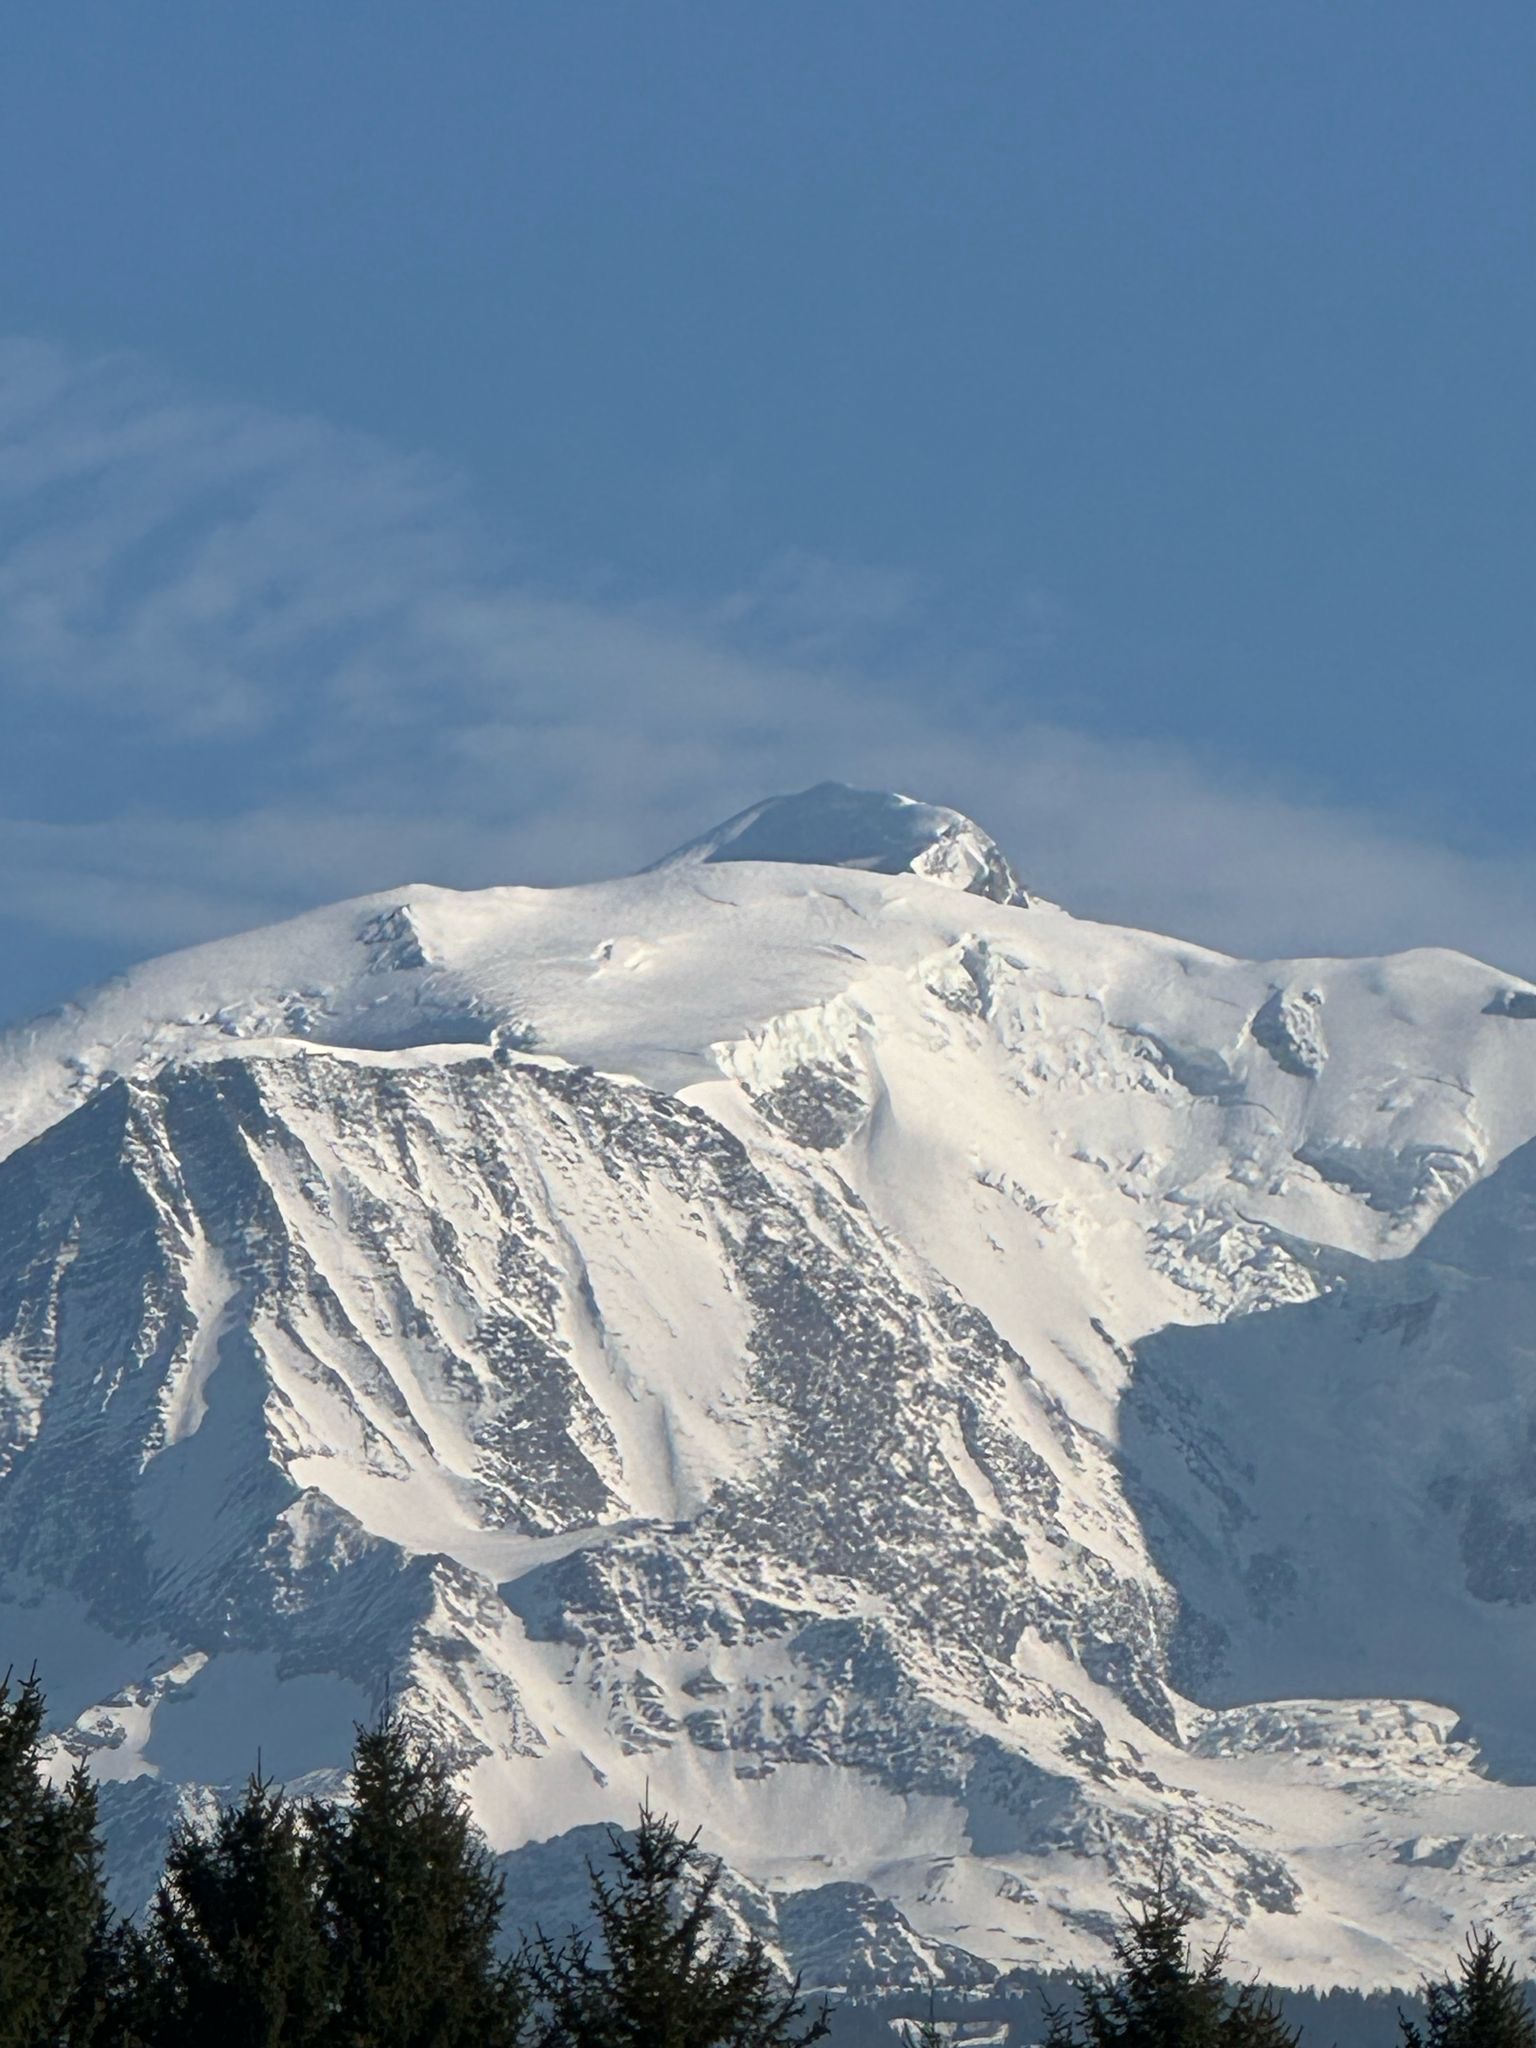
[2, 334, 1533, 1025]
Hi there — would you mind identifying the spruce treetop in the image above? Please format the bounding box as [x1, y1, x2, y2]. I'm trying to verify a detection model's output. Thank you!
[1401, 1927, 1536, 2048]
[526, 1799, 829, 2048]
[1050, 1860, 1300, 2048]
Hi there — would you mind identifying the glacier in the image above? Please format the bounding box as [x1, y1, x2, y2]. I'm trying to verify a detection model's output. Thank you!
[4, 781, 1536, 1989]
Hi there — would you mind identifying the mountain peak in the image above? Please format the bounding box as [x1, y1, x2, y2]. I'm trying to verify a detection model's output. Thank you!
[648, 782, 1031, 907]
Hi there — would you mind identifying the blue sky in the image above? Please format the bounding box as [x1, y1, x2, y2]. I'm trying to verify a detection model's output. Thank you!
[1, 3, 1533, 1024]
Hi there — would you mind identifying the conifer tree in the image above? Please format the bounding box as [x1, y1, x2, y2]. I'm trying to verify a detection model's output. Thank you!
[1072, 1874, 1228, 2048]
[312, 1708, 525, 2048]
[1049, 1862, 1299, 2048]
[0, 1668, 116, 2048]
[1219, 1982, 1301, 2048]
[146, 1769, 330, 2048]
[1400, 1927, 1536, 2048]
[525, 1800, 829, 2048]
[1040, 2002, 1080, 2048]
[64, 1915, 157, 2048]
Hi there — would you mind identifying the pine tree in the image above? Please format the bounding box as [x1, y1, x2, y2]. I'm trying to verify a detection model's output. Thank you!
[312, 1709, 525, 2048]
[1400, 1927, 1536, 2048]
[525, 1800, 830, 2048]
[146, 1769, 330, 2048]
[0, 1668, 117, 2048]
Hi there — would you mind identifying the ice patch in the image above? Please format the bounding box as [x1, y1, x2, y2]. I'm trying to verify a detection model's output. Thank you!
[652, 783, 1031, 908]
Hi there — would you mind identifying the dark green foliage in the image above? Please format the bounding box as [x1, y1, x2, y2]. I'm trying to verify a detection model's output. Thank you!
[1072, 1877, 1228, 2048]
[64, 1916, 159, 2048]
[0, 1668, 115, 2048]
[311, 1710, 525, 2048]
[1401, 1927, 1536, 2048]
[1218, 1984, 1301, 2048]
[525, 1800, 829, 2048]
[56, 1705, 527, 2047]
[0, 1679, 526, 2047]
[1040, 2003, 1080, 2048]
[145, 1771, 329, 2047]
[1049, 1866, 1299, 2048]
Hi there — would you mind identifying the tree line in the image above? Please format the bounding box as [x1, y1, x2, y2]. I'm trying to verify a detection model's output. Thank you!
[1, 1666, 1532, 2048]
[1024, 1875, 1536, 2048]
[0, 1667, 827, 2048]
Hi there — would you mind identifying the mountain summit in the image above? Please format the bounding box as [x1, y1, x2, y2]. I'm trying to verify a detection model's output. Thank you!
[650, 781, 1031, 906]
[4, 795, 1536, 1989]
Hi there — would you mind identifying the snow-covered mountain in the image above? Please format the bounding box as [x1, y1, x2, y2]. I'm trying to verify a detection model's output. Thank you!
[6, 782, 1536, 1989]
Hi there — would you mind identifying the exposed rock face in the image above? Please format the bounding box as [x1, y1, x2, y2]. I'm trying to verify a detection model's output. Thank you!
[4, 787, 1536, 1988]
[1250, 986, 1327, 1079]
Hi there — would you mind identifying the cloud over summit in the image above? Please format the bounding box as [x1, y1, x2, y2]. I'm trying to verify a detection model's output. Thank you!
[1, 335, 1532, 1026]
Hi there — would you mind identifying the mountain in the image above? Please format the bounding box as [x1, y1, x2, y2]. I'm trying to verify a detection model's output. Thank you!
[649, 782, 1032, 907]
[5, 781, 1536, 1990]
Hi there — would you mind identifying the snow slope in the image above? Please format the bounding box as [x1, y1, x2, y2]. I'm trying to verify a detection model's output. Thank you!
[5, 783, 1536, 1988]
